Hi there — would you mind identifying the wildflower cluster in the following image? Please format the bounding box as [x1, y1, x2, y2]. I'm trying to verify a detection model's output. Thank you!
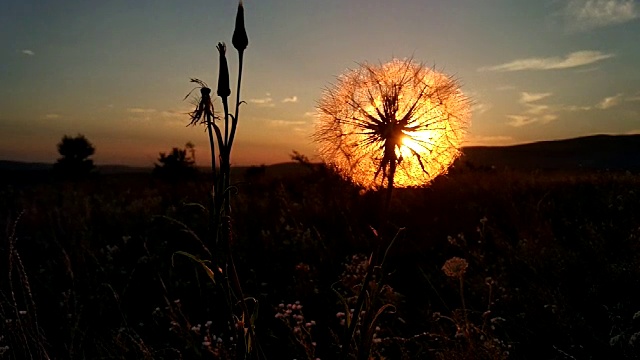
[274, 301, 319, 360]
[190, 321, 236, 358]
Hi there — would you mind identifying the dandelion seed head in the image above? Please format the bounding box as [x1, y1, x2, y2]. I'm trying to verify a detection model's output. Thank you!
[442, 257, 469, 278]
[315, 58, 470, 189]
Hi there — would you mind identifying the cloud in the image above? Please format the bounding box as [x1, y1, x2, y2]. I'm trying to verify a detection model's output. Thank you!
[506, 114, 557, 127]
[507, 115, 537, 127]
[282, 96, 298, 103]
[506, 92, 560, 127]
[525, 104, 550, 115]
[520, 92, 552, 115]
[479, 51, 614, 72]
[471, 103, 492, 115]
[596, 93, 624, 109]
[564, 105, 593, 111]
[520, 92, 552, 103]
[266, 119, 307, 127]
[565, 0, 639, 30]
[249, 96, 275, 107]
[303, 111, 318, 118]
[464, 135, 515, 146]
[21, 49, 35, 56]
[128, 108, 157, 113]
[44, 114, 60, 119]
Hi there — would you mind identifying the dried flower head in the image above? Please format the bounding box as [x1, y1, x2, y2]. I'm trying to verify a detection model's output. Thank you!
[442, 257, 469, 278]
[216, 43, 231, 98]
[232, 1, 249, 52]
[314, 58, 470, 189]
[185, 78, 216, 126]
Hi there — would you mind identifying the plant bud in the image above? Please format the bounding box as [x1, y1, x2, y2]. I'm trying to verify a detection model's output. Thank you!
[216, 43, 231, 98]
[232, 1, 248, 52]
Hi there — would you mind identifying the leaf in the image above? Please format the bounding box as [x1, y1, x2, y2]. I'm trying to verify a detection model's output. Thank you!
[172, 251, 217, 284]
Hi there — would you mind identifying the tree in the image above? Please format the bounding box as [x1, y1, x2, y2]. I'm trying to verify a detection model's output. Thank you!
[153, 143, 198, 180]
[53, 134, 96, 178]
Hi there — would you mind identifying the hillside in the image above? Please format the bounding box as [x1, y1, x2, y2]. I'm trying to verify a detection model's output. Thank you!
[459, 134, 640, 171]
[2, 134, 640, 175]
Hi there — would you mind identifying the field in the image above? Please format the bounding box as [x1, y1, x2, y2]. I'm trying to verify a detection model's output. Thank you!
[2, 164, 640, 359]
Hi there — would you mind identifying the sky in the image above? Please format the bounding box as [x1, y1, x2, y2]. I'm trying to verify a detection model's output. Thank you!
[1, 0, 639, 167]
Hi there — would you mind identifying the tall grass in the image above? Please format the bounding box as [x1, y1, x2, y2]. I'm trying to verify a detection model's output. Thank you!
[2, 168, 640, 358]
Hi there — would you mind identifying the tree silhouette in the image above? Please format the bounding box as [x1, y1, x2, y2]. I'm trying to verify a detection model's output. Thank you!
[53, 134, 96, 178]
[153, 143, 197, 180]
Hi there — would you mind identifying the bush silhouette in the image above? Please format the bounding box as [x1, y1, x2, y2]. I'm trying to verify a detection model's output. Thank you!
[153, 143, 198, 180]
[53, 134, 96, 178]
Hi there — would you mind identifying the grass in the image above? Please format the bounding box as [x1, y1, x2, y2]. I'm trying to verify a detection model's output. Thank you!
[1, 166, 640, 359]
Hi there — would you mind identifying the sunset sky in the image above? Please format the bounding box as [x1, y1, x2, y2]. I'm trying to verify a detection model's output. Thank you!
[1, 0, 639, 166]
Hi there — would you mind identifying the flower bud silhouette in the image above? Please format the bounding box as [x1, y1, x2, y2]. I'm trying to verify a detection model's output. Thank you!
[216, 43, 231, 98]
[232, 1, 248, 53]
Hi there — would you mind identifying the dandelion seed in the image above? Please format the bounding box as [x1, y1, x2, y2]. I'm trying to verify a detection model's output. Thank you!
[314, 58, 470, 189]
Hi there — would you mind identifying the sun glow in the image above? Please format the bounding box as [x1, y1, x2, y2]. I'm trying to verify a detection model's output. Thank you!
[315, 58, 471, 189]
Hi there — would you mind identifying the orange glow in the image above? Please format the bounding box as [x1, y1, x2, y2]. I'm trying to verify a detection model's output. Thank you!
[314, 59, 470, 189]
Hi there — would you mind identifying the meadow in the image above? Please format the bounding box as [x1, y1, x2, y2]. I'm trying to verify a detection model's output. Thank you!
[1, 163, 639, 359]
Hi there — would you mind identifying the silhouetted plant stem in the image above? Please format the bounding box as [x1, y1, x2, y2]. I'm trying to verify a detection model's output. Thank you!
[228, 51, 243, 151]
[205, 113, 217, 205]
[187, 2, 256, 357]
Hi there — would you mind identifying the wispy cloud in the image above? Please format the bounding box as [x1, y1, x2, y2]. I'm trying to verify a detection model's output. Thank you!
[564, 0, 639, 31]
[282, 96, 298, 103]
[507, 92, 559, 127]
[596, 93, 624, 109]
[21, 49, 35, 56]
[471, 103, 492, 115]
[303, 111, 318, 118]
[507, 114, 558, 127]
[464, 135, 515, 146]
[266, 119, 307, 127]
[128, 108, 157, 113]
[507, 115, 537, 127]
[44, 114, 61, 119]
[479, 51, 614, 72]
[564, 105, 593, 111]
[249, 95, 275, 107]
[521, 92, 552, 103]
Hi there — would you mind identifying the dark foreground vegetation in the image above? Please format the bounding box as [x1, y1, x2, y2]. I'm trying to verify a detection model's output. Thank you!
[1, 164, 640, 359]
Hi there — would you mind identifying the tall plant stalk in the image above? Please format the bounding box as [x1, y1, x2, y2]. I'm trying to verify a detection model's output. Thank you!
[185, 2, 258, 358]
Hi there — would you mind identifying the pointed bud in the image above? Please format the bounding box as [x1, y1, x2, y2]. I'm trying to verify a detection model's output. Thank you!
[216, 43, 231, 98]
[232, 1, 248, 52]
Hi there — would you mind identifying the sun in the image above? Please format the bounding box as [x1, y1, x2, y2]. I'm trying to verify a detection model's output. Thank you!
[314, 58, 471, 190]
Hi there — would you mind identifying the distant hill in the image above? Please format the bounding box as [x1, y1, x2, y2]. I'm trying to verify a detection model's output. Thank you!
[0, 161, 150, 174]
[2, 134, 640, 175]
[458, 134, 640, 171]
[0, 160, 52, 172]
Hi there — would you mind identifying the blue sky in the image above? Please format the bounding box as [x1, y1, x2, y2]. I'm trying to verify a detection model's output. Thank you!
[1, 0, 639, 166]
